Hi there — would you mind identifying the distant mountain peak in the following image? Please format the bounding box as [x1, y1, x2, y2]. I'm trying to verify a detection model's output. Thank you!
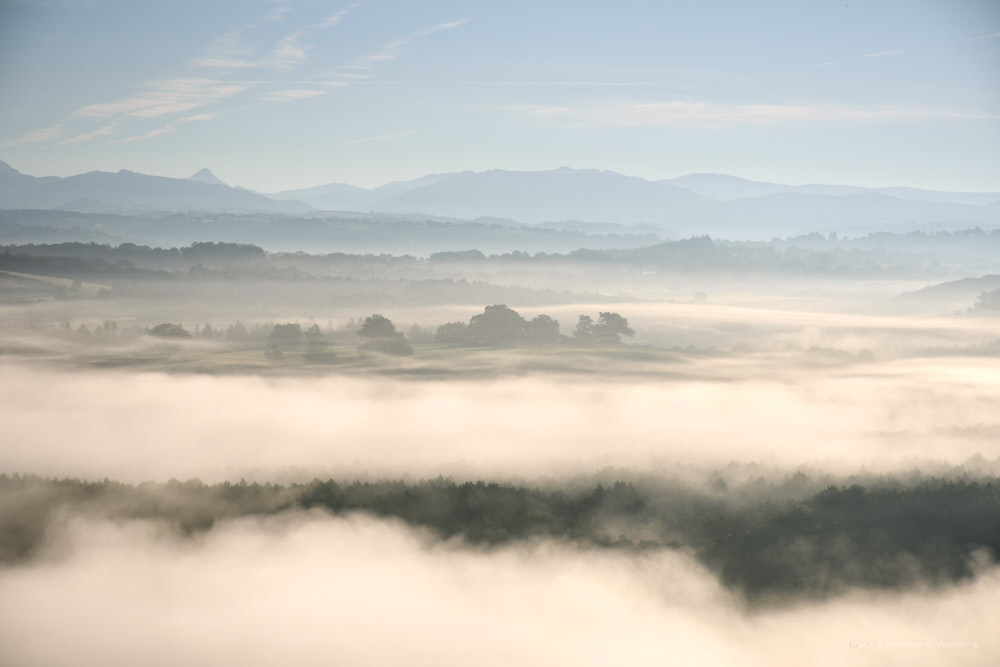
[188, 168, 227, 187]
[0, 160, 21, 176]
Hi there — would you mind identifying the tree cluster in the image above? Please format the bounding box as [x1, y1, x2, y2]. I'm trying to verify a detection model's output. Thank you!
[435, 305, 634, 347]
[971, 287, 1000, 314]
[149, 323, 192, 339]
[265, 323, 338, 363]
[572, 312, 635, 344]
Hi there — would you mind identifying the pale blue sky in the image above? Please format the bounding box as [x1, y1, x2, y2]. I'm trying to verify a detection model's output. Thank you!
[1, 0, 998, 191]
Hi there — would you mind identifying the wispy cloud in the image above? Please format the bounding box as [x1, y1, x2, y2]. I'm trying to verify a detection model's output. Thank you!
[30, 3, 333, 142]
[181, 114, 219, 123]
[258, 4, 364, 74]
[428, 19, 470, 33]
[458, 81, 658, 87]
[526, 106, 571, 115]
[330, 18, 470, 78]
[108, 126, 173, 145]
[517, 100, 993, 129]
[11, 7, 458, 146]
[865, 50, 903, 58]
[341, 130, 417, 146]
[263, 31, 310, 71]
[262, 4, 292, 24]
[59, 124, 116, 145]
[3, 124, 66, 147]
[319, 72, 368, 84]
[319, 3, 361, 29]
[109, 113, 217, 144]
[192, 34, 259, 72]
[75, 79, 252, 119]
[968, 32, 1000, 41]
[264, 88, 327, 103]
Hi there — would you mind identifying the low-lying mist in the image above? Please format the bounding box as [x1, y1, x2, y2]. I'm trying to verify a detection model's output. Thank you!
[1, 511, 994, 666]
[2, 245, 998, 665]
[2, 353, 997, 482]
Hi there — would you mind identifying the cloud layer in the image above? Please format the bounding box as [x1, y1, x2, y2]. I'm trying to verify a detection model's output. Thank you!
[1, 350, 997, 483]
[0, 513, 994, 666]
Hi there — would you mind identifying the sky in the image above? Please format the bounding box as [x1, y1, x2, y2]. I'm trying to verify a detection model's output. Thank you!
[0, 0, 998, 192]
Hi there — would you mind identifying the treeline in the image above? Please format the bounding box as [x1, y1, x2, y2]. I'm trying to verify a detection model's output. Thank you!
[42, 319, 320, 345]
[3, 473, 998, 603]
[0, 256, 601, 308]
[7, 230, 1000, 283]
[972, 287, 1000, 314]
[38, 305, 635, 356]
[435, 305, 634, 347]
[0, 242, 270, 280]
[0, 209, 662, 255]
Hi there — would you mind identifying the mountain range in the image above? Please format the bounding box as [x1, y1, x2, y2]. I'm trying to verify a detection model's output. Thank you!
[276, 169, 1000, 212]
[1, 161, 997, 239]
[660, 173, 1000, 206]
[0, 162, 308, 214]
[271, 168, 1000, 237]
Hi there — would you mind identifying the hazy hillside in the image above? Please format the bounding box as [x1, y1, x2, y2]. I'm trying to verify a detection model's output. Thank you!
[274, 168, 708, 222]
[661, 173, 802, 200]
[271, 172, 457, 210]
[893, 274, 1000, 313]
[269, 167, 999, 237]
[0, 163, 310, 214]
[0, 209, 664, 254]
[372, 168, 708, 223]
[669, 191, 995, 239]
[664, 172, 1000, 206]
[0, 160, 59, 196]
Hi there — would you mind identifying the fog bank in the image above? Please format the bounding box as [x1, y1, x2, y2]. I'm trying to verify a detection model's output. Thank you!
[2, 355, 998, 482]
[0, 513, 993, 666]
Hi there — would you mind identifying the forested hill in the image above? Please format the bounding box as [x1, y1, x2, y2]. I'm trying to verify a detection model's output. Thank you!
[4, 472, 998, 605]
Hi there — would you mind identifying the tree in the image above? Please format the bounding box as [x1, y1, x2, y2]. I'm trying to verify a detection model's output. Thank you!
[268, 323, 303, 346]
[407, 324, 435, 344]
[971, 288, 1000, 314]
[226, 321, 250, 341]
[467, 305, 528, 346]
[594, 311, 634, 344]
[525, 314, 561, 344]
[150, 323, 192, 339]
[358, 314, 398, 339]
[358, 314, 412, 356]
[435, 321, 472, 345]
[573, 315, 595, 341]
[303, 324, 337, 363]
[573, 312, 634, 344]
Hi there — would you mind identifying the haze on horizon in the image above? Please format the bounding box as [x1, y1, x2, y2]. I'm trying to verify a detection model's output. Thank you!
[1, 0, 998, 192]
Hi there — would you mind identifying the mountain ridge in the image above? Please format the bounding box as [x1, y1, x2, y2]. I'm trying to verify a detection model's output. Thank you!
[268, 166, 999, 238]
[0, 162, 308, 214]
[1, 161, 997, 238]
[278, 167, 1000, 209]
